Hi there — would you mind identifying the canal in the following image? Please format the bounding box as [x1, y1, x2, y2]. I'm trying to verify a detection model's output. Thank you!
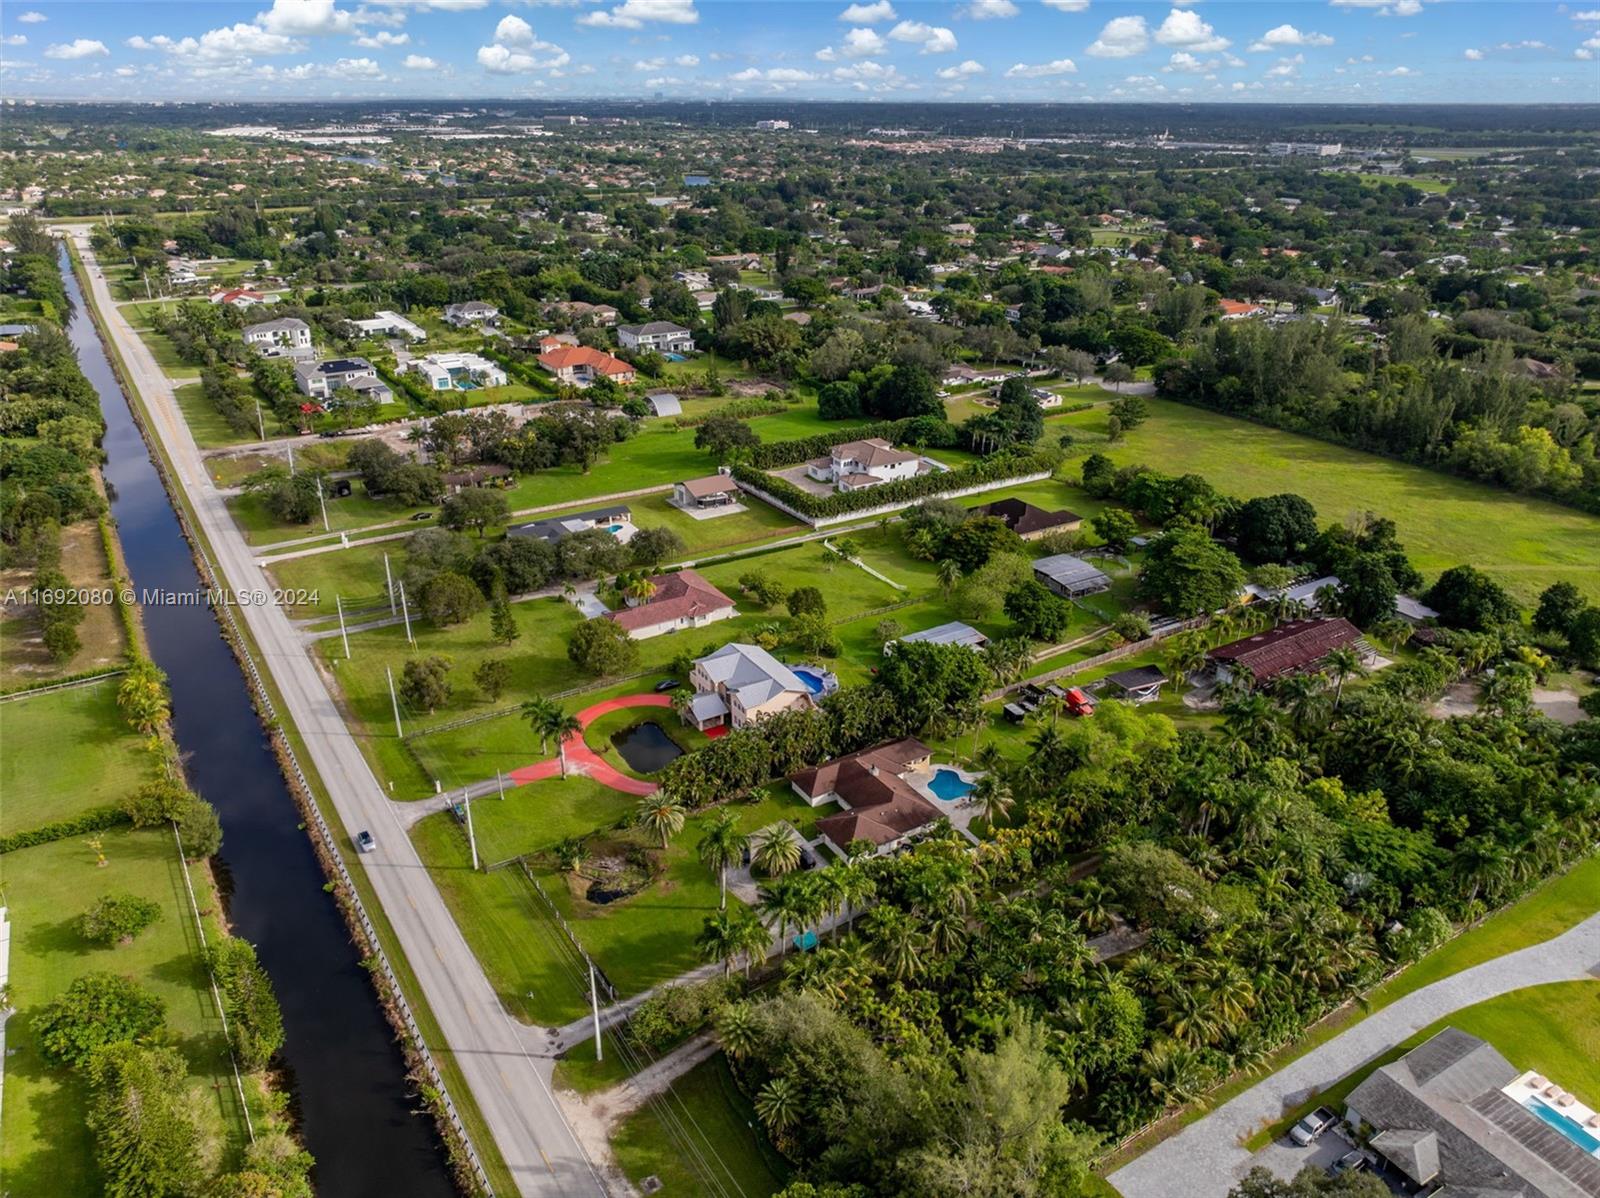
[59, 248, 456, 1197]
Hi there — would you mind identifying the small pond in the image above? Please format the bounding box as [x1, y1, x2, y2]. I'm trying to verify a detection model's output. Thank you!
[610, 720, 685, 773]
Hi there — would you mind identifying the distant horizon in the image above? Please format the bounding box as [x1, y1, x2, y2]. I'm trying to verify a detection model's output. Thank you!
[7, 97, 1600, 110]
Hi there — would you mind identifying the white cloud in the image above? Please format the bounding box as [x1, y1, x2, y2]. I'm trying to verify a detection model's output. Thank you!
[353, 29, 408, 48]
[333, 55, 381, 76]
[1086, 15, 1147, 58]
[1496, 40, 1549, 50]
[0, 34, 24, 47]
[888, 20, 957, 52]
[1463, 47, 1484, 60]
[16, 11, 46, 23]
[1575, 10, 1600, 19]
[644, 75, 683, 85]
[1164, 51, 1219, 72]
[579, 0, 698, 30]
[1005, 56, 1076, 77]
[1041, 0, 1089, 10]
[1380, 64, 1416, 75]
[369, 0, 488, 9]
[114, 65, 137, 76]
[839, 1, 895, 22]
[633, 56, 664, 69]
[962, 0, 1018, 19]
[477, 15, 568, 72]
[1389, 0, 1423, 13]
[1249, 24, 1333, 51]
[829, 26, 886, 57]
[1265, 53, 1303, 77]
[257, 0, 353, 36]
[402, 53, 438, 69]
[673, 53, 698, 66]
[937, 58, 985, 78]
[1330, 0, 1425, 12]
[1154, 9, 1229, 52]
[133, 23, 304, 62]
[830, 58, 898, 80]
[44, 39, 110, 60]
[730, 66, 816, 81]
[1346, 53, 1374, 63]
[1577, 48, 1595, 59]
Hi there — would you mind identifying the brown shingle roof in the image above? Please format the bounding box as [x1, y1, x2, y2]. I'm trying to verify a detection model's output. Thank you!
[678, 474, 740, 499]
[1207, 617, 1362, 683]
[792, 738, 931, 799]
[606, 569, 734, 632]
[971, 497, 1081, 536]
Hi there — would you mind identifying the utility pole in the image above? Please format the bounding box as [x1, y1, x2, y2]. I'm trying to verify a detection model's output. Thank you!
[287, 443, 295, 476]
[386, 666, 402, 738]
[383, 552, 397, 615]
[463, 789, 478, 871]
[254, 395, 265, 441]
[398, 580, 414, 646]
[336, 594, 350, 659]
[590, 965, 603, 1063]
[496, 769, 506, 801]
[316, 476, 330, 533]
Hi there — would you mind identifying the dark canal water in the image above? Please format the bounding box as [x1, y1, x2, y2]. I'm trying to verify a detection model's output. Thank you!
[59, 248, 455, 1197]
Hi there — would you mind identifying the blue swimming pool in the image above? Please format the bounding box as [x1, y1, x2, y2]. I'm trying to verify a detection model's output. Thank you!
[606, 523, 625, 533]
[928, 768, 975, 801]
[663, 352, 688, 362]
[1522, 1097, 1600, 1153]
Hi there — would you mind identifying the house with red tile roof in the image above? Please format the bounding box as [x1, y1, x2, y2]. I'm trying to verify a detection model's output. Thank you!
[538, 344, 637, 386]
[1218, 298, 1266, 320]
[790, 738, 946, 856]
[605, 569, 736, 640]
[1206, 617, 1371, 686]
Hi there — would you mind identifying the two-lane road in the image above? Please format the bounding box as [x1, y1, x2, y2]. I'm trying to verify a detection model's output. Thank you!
[64, 229, 606, 1198]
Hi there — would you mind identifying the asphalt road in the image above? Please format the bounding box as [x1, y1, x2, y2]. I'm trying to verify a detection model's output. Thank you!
[1108, 906, 1600, 1198]
[65, 229, 606, 1198]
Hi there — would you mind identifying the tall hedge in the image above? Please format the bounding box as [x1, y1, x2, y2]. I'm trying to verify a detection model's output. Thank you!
[733, 448, 1056, 520]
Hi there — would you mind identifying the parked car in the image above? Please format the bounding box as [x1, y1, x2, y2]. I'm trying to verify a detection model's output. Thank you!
[1289, 1107, 1339, 1146]
[408, 511, 433, 521]
[356, 830, 376, 853]
[653, 677, 681, 693]
[1328, 1150, 1365, 1177]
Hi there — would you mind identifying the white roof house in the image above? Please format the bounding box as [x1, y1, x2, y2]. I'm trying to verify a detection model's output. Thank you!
[406, 352, 508, 392]
[443, 300, 499, 327]
[889, 621, 988, 653]
[348, 310, 427, 342]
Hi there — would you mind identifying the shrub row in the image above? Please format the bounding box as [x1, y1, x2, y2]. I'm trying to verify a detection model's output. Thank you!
[671, 396, 789, 428]
[732, 448, 1058, 520]
[0, 805, 130, 854]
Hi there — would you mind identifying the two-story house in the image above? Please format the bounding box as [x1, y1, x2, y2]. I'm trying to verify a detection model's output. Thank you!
[804, 438, 924, 492]
[293, 357, 389, 404]
[683, 642, 811, 731]
[443, 300, 500, 328]
[616, 321, 695, 354]
[242, 317, 312, 355]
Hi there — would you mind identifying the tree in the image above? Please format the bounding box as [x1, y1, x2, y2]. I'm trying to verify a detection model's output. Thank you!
[474, 658, 511, 701]
[1324, 646, 1367, 710]
[1092, 508, 1139, 553]
[1004, 580, 1073, 642]
[1532, 581, 1587, 637]
[1138, 527, 1247, 617]
[696, 414, 761, 464]
[36, 972, 167, 1067]
[77, 894, 161, 947]
[567, 618, 639, 676]
[738, 570, 788, 608]
[84, 1042, 204, 1198]
[489, 597, 520, 645]
[971, 773, 1014, 826]
[787, 586, 827, 618]
[1080, 452, 1117, 498]
[1110, 393, 1150, 430]
[635, 794, 686, 849]
[439, 488, 508, 537]
[1228, 1166, 1390, 1198]
[630, 526, 685, 568]
[175, 796, 222, 859]
[1103, 361, 1135, 391]
[752, 825, 803, 877]
[697, 810, 748, 910]
[1231, 494, 1318, 564]
[755, 1076, 802, 1134]
[400, 655, 453, 714]
[877, 640, 992, 733]
[1425, 565, 1519, 631]
[117, 659, 170, 733]
[698, 908, 768, 979]
[521, 696, 560, 754]
[420, 571, 485, 627]
[817, 379, 862, 420]
[208, 937, 285, 1071]
[870, 364, 941, 420]
[1568, 607, 1600, 669]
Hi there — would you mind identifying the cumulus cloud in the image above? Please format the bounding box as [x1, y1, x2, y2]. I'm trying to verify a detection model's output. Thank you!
[257, 0, 353, 36]
[114, 65, 138, 76]
[1005, 57, 1076, 77]
[403, 53, 438, 69]
[644, 75, 683, 86]
[368, 0, 488, 9]
[1577, 48, 1595, 59]
[962, 0, 1018, 19]
[1164, 51, 1225, 73]
[1496, 40, 1549, 50]
[477, 15, 568, 72]
[730, 65, 816, 81]
[830, 58, 898, 80]
[128, 23, 303, 62]
[16, 11, 46, 23]
[44, 38, 111, 60]
[579, 0, 698, 30]
[839, 1, 895, 22]
[1380, 64, 1416, 74]
[820, 26, 886, 58]
[1330, 0, 1425, 13]
[1265, 53, 1303, 77]
[333, 55, 381, 75]
[1463, 47, 1484, 59]
[1086, 15, 1148, 58]
[633, 56, 664, 69]
[1041, 0, 1089, 10]
[674, 53, 698, 66]
[936, 58, 985, 78]
[353, 29, 408, 48]
[0, 34, 24, 47]
[1249, 24, 1333, 52]
[1154, 9, 1229, 52]
[888, 20, 957, 52]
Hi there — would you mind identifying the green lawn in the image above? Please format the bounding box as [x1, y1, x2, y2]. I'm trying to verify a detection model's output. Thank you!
[611, 1054, 790, 1198]
[1086, 398, 1600, 604]
[0, 681, 152, 835]
[175, 381, 259, 451]
[1246, 980, 1600, 1149]
[0, 828, 248, 1195]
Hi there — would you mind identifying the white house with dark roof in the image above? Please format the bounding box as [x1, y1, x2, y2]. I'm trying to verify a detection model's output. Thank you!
[242, 317, 311, 354]
[443, 301, 499, 328]
[617, 321, 695, 353]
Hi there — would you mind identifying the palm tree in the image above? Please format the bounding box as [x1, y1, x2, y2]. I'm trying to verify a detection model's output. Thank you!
[754, 1076, 801, 1134]
[549, 710, 583, 778]
[1070, 878, 1114, 935]
[696, 810, 747, 910]
[733, 907, 771, 976]
[752, 824, 802, 877]
[621, 572, 658, 607]
[697, 909, 745, 978]
[716, 1002, 758, 1060]
[970, 773, 1014, 827]
[937, 558, 963, 594]
[634, 794, 685, 849]
[520, 697, 559, 754]
[757, 879, 805, 958]
[1163, 633, 1208, 690]
[1273, 671, 1325, 730]
[866, 906, 925, 980]
[1323, 646, 1366, 711]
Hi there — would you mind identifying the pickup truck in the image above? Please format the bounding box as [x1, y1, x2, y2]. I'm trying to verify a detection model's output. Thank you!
[1289, 1107, 1339, 1146]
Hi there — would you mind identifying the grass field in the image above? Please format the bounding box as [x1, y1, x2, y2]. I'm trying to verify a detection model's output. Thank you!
[1246, 980, 1600, 1149]
[0, 518, 129, 689]
[611, 1054, 790, 1197]
[174, 381, 259, 450]
[1073, 398, 1600, 604]
[0, 680, 152, 834]
[0, 828, 249, 1195]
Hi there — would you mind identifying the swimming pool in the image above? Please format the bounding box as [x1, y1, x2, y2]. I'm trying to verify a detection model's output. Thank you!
[1522, 1097, 1600, 1154]
[928, 768, 975, 801]
[663, 352, 688, 362]
[791, 665, 830, 694]
[606, 523, 625, 533]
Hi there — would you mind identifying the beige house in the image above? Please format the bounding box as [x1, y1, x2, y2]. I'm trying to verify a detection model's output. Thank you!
[683, 642, 813, 731]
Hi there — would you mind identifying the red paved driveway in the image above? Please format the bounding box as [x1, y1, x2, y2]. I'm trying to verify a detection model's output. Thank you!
[506, 692, 674, 796]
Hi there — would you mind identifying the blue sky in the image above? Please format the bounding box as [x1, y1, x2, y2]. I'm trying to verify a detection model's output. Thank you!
[2, 1, 1596, 103]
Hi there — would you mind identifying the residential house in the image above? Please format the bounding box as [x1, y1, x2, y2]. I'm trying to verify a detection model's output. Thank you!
[805, 438, 925, 492]
[672, 471, 741, 510]
[607, 570, 738, 641]
[538, 345, 637, 386]
[888, 621, 988, 654]
[347, 310, 427, 342]
[643, 392, 682, 417]
[793, 739, 945, 857]
[407, 352, 508, 391]
[1218, 298, 1266, 320]
[1394, 594, 1440, 624]
[443, 300, 500, 328]
[509, 504, 631, 545]
[242, 317, 312, 354]
[1345, 1028, 1600, 1198]
[1100, 665, 1168, 704]
[548, 300, 619, 327]
[617, 321, 695, 354]
[441, 464, 512, 493]
[293, 357, 382, 401]
[1032, 554, 1112, 598]
[942, 364, 1012, 386]
[971, 497, 1081, 540]
[1206, 617, 1371, 687]
[210, 288, 271, 309]
[684, 642, 811, 731]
